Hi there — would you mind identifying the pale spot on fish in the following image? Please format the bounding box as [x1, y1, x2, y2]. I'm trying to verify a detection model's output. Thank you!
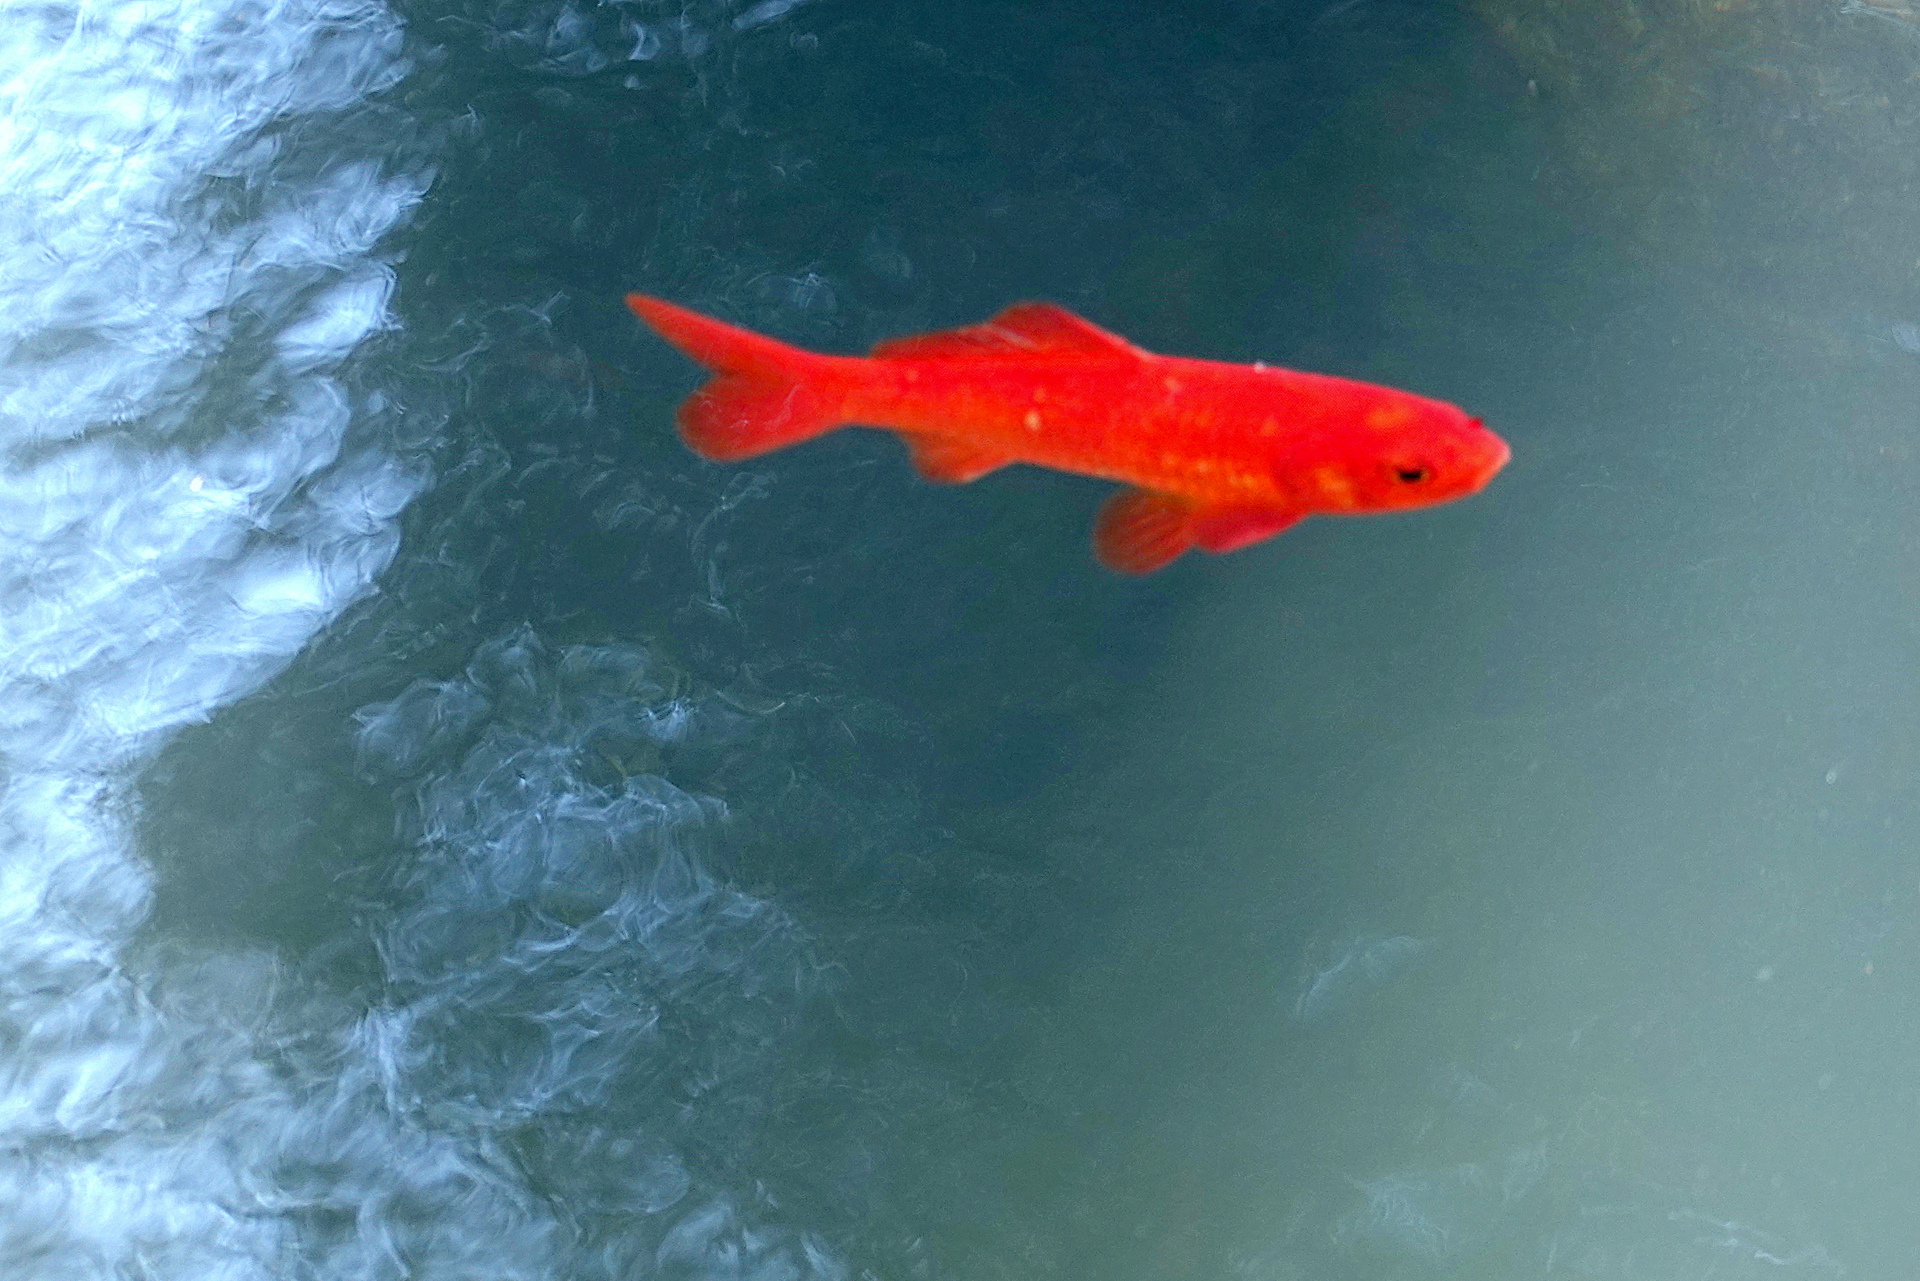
[1259, 418, 1279, 437]
[1312, 466, 1355, 508]
[1365, 403, 1410, 431]
[1024, 409, 1043, 431]
[1163, 376, 1183, 395]
[1253, 361, 1269, 372]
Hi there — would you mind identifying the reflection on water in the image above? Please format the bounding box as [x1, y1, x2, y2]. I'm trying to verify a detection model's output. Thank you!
[2, 0, 1916, 1277]
[1291, 933, 1427, 1027]
[352, 626, 844, 1277]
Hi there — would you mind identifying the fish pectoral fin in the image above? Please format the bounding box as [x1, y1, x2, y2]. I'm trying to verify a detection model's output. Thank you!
[904, 435, 1014, 484]
[1190, 505, 1304, 554]
[872, 304, 1142, 363]
[1093, 488, 1195, 574]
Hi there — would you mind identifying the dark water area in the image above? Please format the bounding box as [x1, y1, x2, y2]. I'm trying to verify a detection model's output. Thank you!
[3, 0, 1915, 1277]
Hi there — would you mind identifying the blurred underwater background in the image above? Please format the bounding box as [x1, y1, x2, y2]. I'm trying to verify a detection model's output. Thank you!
[0, 0, 1916, 1276]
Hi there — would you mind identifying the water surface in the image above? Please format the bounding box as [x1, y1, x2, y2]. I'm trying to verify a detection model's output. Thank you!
[2, 0, 1915, 1277]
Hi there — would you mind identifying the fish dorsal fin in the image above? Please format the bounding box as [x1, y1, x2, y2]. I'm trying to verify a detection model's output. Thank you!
[872, 304, 1142, 362]
[904, 434, 1013, 484]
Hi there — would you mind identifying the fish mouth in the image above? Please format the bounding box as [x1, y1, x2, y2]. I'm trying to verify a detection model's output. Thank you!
[1487, 434, 1512, 476]
[1472, 422, 1512, 488]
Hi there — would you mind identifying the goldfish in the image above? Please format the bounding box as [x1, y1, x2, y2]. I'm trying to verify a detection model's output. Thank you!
[625, 293, 1509, 573]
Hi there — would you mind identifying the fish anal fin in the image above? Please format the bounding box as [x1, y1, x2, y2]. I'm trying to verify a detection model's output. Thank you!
[1093, 488, 1194, 574]
[872, 303, 1141, 362]
[905, 435, 1013, 484]
[1191, 505, 1304, 554]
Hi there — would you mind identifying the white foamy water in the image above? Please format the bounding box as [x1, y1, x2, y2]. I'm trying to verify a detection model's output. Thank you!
[0, 4, 856, 1275]
[0, 0, 451, 1273]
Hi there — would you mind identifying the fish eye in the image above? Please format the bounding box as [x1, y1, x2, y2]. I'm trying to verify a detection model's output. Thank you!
[1395, 466, 1428, 484]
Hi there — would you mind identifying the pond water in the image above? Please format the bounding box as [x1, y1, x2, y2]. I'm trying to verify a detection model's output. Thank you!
[2, 0, 1915, 1277]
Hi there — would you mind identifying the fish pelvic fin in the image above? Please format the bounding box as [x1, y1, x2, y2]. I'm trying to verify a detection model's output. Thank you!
[627, 293, 846, 462]
[1093, 488, 1195, 574]
[1094, 492, 1305, 572]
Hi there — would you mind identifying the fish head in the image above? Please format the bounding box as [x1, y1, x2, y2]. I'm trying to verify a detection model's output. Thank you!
[1328, 398, 1510, 514]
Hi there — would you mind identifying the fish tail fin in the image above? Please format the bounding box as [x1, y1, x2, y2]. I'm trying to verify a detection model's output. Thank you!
[626, 293, 849, 462]
[1093, 488, 1195, 574]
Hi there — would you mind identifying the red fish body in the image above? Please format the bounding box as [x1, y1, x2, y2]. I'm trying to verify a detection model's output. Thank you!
[626, 293, 1509, 573]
